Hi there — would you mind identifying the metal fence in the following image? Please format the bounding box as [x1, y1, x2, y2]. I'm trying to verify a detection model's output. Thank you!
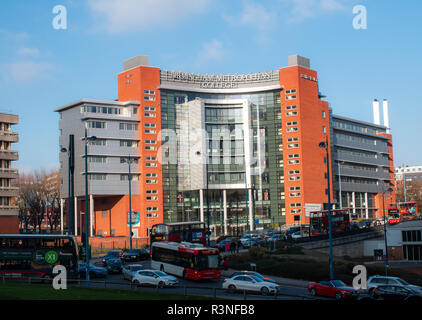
[0, 275, 315, 300]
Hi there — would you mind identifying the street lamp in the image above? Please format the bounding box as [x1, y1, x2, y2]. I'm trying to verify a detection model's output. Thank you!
[84, 127, 96, 283]
[60, 135, 74, 235]
[319, 139, 334, 280]
[382, 186, 393, 276]
[337, 161, 344, 209]
[121, 155, 135, 250]
[196, 151, 210, 247]
[399, 165, 408, 203]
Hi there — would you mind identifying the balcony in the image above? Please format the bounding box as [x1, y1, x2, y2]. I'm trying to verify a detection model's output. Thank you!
[0, 150, 18, 161]
[0, 205, 19, 216]
[0, 186, 19, 197]
[0, 168, 18, 179]
[0, 131, 18, 143]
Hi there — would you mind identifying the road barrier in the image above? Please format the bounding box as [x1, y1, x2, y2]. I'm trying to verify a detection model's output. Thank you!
[0, 275, 316, 300]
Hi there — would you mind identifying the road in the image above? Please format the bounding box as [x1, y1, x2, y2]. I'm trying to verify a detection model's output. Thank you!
[83, 256, 326, 301]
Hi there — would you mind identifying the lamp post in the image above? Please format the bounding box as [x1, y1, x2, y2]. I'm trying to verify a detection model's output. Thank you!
[319, 139, 334, 280]
[60, 135, 74, 235]
[337, 161, 344, 209]
[382, 186, 393, 276]
[84, 127, 96, 283]
[196, 151, 210, 247]
[121, 155, 135, 250]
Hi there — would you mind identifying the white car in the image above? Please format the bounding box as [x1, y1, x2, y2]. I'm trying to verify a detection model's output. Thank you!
[367, 275, 422, 294]
[222, 275, 280, 296]
[291, 231, 303, 239]
[132, 269, 179, 288]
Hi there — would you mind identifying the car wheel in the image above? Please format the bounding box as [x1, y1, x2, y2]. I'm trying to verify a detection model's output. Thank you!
[310, 288, 317, 296]
[335, 291, 342, 300]
[134, 280, 141, 287]
[160, 265, 164, 272]
[228, 285, 236, 293]
[158, 281, 165, 288]
[261, 287, 269, 296]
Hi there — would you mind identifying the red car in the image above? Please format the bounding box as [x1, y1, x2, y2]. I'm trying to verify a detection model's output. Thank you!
[308, 280, 359, 300]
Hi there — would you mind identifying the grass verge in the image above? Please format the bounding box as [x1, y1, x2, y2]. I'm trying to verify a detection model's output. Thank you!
[0, 283, 218, 300]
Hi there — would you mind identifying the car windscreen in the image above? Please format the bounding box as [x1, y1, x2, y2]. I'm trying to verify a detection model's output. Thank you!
[155, 271, 167, 277]
[396, 279, 409, 285]
[331, 280, 345, 287]
[196, 254, 219, 270]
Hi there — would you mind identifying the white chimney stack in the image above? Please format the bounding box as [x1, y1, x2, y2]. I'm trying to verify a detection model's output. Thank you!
[372, 99, 381, 125]
[382, 99, 390, 133]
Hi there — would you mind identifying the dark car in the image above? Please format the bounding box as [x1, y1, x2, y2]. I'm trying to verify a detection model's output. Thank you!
[122, 249, 150, 262]
[217, 239, 233, 252]
[102, 250, 123, 266]
[230, 271, 276, 283]
[106, 258, 123, 274]
[78, 262, 108, 278]
[283, 227, 301, 240]
[372, 285, 422, 301]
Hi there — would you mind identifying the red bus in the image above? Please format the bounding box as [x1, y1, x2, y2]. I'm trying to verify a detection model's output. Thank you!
[388, 202, 419, 224]
[309, 209, 351, 236]
[151, 242, 221, 280]
[150, 222, 206, 246]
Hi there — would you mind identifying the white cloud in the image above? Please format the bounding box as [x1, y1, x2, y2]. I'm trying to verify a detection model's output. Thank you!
[194, 39, 225, 68]
[0, 29, 29, 42]
[280, 0, 347, 23]
[88, 0, 209, 33]
[3, 61, 53, 83]
[18, 47, 40, 57]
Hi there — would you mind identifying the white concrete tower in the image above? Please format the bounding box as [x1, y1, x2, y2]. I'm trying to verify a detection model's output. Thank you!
[372, 99, 381, 125]
[382, 99, 390, 133]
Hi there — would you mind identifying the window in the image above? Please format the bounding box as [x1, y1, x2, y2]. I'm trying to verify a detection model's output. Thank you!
[288, 160, 300, 165]
[88, 174, 107, 181]
[323, 126, 326, 133]
[288, 170, 300, 175]
[144, 90, 155, 95]
[146, 190, 158, 194]
[285, 95, 296, 100]
[144, 106, 156, 111]
[146, 179, 157, 184]
[286, 127, 298, 133]
[144, 129, 156, 134]
[88, 139, 106, 146]
[145, 162, 157, 167]
[120, 174, 139, 181]
[146, 173, 158, 177]
[290, 203, 302, 208]
[289, 186, 301, 191]
[289, 176, 301, 181]
[286, 111, 298, 116]
[144, 113, 156, 118]
[291, 209, 302, 214]
[120, 157, 138, 164]
[146, 196, 158, 201]
[322, 111, 326, 118]
[144, 96, 156, 101]
[287, 137, 299, 142]
[120, 140, 138, 148]
[145, 123, 156, 128]
[86, 121, 106, 129]
[145, 140, 156, 144]
[286, 105, 297, 110]
[146, 156, 157, 161]
[287, 121, 298, 126]
[285, 89, 297, 94]
[88, 156, 106, 163]
[288, 154, 300, 159]
[119, 123, 138, 131]
[287, 143, 299, 149]
[289, 192, 302, 197]
[145, 145, 157, 151]
[146, 207, 158, 211]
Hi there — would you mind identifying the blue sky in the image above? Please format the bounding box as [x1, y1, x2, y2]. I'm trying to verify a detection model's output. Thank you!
[0, 0, 421, 173]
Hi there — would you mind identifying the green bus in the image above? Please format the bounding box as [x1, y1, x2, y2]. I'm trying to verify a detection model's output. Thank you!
[0, 234, 79, 280]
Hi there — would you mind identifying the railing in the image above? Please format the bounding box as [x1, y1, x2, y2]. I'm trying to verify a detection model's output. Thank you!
[0, 168, 18, 174]
[0, 275, 316, 300]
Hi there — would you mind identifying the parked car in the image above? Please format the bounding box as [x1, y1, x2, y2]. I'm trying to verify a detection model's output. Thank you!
[223, 275, 280, 296]
[122, 264, 146, 281]
[122, 249, 150, 262]
[372, 285, 422, 301]
[105, 258, 123, 274]
[229, 271, 276, 283]
[132, 270, 179, 288]
[308, 280, 359, 300]
[283, 227, 301, 240]
[291, 231, 303, 239]
[78, 262, 108, 278]
[367, 275, 422, 294]
[268, 234, 283, 242]
[350, 221, 360, 231]
[241, 238, 258, 248]
[102, 250, 123, 266]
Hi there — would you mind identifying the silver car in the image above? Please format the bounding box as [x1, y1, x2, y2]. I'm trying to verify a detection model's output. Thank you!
[132, 269, 179, 288]
[122, 264, 145, 281]
[222, 275, 280, 296]
[367, 275, 422, 294]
